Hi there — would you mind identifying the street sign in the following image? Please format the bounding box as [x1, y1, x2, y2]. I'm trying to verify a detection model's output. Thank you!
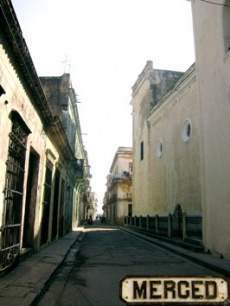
[120, 277, 229, 304]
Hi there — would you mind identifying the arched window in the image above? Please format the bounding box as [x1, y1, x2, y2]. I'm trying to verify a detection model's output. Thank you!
[223, 0, 230, 53]
[156, 141, 163, 158]
[182, 119, 192, 142]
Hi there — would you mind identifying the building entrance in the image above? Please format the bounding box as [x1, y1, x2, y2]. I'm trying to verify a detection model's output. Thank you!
[23, 148, 40, 248]
[0, 112, 30, 271]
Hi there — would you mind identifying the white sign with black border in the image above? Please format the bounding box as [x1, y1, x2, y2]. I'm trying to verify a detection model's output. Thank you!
[120, 277, 229, 304]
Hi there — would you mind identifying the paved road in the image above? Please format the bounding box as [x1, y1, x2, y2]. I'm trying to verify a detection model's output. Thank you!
[37, 226, 220, 306]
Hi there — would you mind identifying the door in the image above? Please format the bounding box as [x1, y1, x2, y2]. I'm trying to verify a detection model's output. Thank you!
[58, 179, 65, 238]
[23, 149, 40, 248]
[40, 162, 53, 245]
[0, 112, 30, 271]
[51, 169, 60, 240]
[128, 203, 132, 217]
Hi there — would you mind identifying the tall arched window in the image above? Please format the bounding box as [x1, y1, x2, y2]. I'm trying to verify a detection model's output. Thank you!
[223, 0, 230, 53]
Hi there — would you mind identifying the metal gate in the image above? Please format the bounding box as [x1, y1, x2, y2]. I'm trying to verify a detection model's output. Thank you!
[0, 112, 29, 271]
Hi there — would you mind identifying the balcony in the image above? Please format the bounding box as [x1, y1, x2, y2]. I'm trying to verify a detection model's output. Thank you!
[71, 158, 84, 179]
[111, 171, 131, 182]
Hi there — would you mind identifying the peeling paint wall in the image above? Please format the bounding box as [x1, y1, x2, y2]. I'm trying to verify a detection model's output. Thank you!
[0, 36, 80, 253]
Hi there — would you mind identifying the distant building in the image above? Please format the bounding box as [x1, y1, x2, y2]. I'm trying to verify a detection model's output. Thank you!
[0, 0, 89, 271]
[85, 191, 97, 221]
[103, 147, 132, 224]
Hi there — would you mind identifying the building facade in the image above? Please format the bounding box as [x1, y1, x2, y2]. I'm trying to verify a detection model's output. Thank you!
[103, 147, 132, 224]
[131, 62, 202, 217]
[191, 0, 230, 259]
[0, 0, 88, 271]
[84, 191, 98, 221]
[130, 0, 230, 259]
[39, 74, 90, 228]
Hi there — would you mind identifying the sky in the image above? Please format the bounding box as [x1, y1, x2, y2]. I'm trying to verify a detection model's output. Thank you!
[12, 0, 195, 213]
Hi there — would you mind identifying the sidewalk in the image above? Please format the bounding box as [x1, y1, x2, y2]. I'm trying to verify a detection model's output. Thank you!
[0, 229, 84, 306]
[121, 227, 230, 277]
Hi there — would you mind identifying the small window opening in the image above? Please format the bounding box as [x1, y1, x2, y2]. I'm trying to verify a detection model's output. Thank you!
[182, 119, 192, 142]
[156, 141, 163, 158]
[140, 141, 144, 160]
[187, 123, 191, 137]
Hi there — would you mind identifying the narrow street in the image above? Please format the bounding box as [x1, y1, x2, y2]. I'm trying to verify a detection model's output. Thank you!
[1, 2, 230, 306]
[36, 225, 220, 306]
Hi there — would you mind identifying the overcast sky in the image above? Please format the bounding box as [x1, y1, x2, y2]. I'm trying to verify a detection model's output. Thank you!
[12, 0, 195, 212]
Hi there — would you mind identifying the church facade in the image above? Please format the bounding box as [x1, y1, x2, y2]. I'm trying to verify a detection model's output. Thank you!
[131, 0, 230, 259]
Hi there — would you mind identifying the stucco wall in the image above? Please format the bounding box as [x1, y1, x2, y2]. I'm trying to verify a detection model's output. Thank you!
[104, 147, 132, 224]
[132, 66, 202, 217]
[148, 73, 201, 216]
[192, 0, 230, 258]
[116, 199, 132, 224]
[132, 78, 153, 216]
[0, 39, 72, 250]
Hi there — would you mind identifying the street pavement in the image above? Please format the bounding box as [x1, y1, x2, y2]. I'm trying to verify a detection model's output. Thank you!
[36, 225, 221, 306]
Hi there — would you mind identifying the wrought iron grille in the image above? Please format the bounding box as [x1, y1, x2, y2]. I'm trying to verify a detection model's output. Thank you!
[0, 117, 28, 271]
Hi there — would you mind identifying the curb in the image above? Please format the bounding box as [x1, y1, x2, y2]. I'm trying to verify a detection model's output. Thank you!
[30, 231, 85, 306]
[0, 230, 85, 306]
[120, 226, 230, 277]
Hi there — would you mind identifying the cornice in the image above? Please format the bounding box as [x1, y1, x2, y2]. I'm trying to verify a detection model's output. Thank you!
[132, 61, 155, 98]
[0, 0, 53, 126]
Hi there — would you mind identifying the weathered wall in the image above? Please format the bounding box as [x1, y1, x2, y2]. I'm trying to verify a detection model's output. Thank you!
[104, 147, 132, 224]
[132, 77, 153, 216]
[191, 0, 230, 258]
[132, 63, 202, 217]
[0, 38, 73, 251]
[116, 181, 132, 224]
[40, 76, 77, 152]
[148, 71, 201, 216]
[110, 148, 133, 176]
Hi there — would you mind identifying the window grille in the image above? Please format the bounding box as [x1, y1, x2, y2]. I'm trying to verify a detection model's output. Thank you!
[0, 114, 29, 271]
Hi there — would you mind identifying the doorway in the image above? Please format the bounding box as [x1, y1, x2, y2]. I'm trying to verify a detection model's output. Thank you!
[58, 179, 65, 238]
[40, 161, 53, 245]
[23, 148, 40, 248]
[128, 203, 132, 217]
[1, 111, 30, 271]
[51, 169, 60, 240]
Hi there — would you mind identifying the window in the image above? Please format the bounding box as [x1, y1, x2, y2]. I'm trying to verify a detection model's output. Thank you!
[1, 111, 30, 270]
[223, 1, 230, 53]
[156, 141, 163, 158]
[182, 119, 192, 142]
[140, 141, 144, 160]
